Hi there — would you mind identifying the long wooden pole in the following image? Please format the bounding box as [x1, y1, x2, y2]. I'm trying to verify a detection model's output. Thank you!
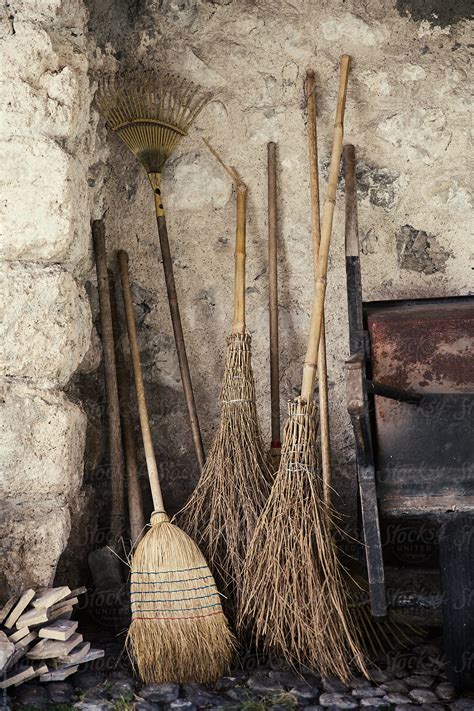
[267, 142, 281, 451]
[301, 55, 351, 402]
[232, 184, 247, 335]
[306, 70, 332, 505]
[109, 269, 146, 544]
[117, 250, 165, 516]
[92, 220, 125, 546]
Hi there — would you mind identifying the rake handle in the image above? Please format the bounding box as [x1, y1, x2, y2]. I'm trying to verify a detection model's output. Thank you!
[267, 141, 281, 448]
[108, 269, 146, 545]
[92, 220, 125, 546]
[306, 69, 332, 504]
[155, 212, 206, 471]
[117, 250, 165, 515]
[301, 55, 351, 402]
[232, 184, 247, 335]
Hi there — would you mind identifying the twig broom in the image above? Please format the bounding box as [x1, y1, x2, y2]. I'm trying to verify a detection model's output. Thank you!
[117, 250, 234, 684]
[179, 144, 272, 621]
[241, 56, 367, 680]
[96, 72, 210, 472]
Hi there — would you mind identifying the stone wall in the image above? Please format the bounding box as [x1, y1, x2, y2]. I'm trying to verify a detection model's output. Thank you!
[0, 0, 100, 596]
[87, 0, 472, 522]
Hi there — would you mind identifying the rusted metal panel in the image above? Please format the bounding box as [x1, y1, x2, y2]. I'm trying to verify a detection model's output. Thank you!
[366, 298, 474, 515]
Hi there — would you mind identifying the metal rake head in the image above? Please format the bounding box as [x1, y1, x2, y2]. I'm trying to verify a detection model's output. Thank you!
[96, 71, 212, 174]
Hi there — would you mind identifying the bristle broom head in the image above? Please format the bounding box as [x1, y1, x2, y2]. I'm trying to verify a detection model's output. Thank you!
[179, 333, 273, 623]
[241, 397, 368, 680]
[95, 71, 212, 173]
[127, 513, 235, 684]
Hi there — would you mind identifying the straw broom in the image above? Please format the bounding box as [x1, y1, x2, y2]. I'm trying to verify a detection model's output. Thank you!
[117, 250, 234, 684]
[96, 71, 209, 472]
[179, 144, 272, 621]
[241, 56, 367, 680]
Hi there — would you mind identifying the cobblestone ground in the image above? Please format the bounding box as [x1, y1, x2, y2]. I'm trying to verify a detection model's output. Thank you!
[3, 631, 474, 711]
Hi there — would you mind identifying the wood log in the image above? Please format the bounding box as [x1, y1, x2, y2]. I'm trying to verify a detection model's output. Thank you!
[4, 589, 35, 629]
[40, 665, 78, 682]
[27, 632, 82, 660]
[32, 587, 70, 610]
[16, 608, 50, 630]
[57, 641, 90, 665]
[0, 595, 18, 625]
[0, 666, 35, 689]
[39, 620, 78, 641]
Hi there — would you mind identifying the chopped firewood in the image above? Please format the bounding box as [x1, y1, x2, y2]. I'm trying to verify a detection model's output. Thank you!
[39, 619, 78, 641]
[4, 589, 35, 629]
[27, 632, 82, 660]
[16, 607, 50, 629]
[0, 631, 15, 673]
[40, 664, 78, 682]
[0, 595, 18, 625]
[51, 597, 78, 614]
[64, 586, 87, 600]
[32, 662, 49, 678]
[8, 627, 30, 644]
[48, 606, 73, 623]
[0, 665, 36, 689]
[6, 631, 38, 671]
[78, 648, 104, 664]
[57, 641, 90, 665]
[32, 587, 71, 610]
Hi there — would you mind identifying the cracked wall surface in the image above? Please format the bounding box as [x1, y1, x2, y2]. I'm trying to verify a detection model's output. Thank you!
[86, 0, 472, 526]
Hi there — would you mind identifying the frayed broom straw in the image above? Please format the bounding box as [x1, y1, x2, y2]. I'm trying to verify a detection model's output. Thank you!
[179, 142, 272, 622]
[241, 56, 368, 680]
[117, 250, 235, 684]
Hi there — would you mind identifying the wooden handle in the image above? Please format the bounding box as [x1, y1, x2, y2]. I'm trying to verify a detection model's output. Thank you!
[117, 250, 165, 515]
[301, 55, 351, 402]
[155, 211, 205, 471]
[92, 220, 125, 546]
[232, 184, 247, 334]
[306, 70, 332, 504]
[108, 269, 146, 544]
[267, 142, 281, 448]
[344, 144, 365, 357]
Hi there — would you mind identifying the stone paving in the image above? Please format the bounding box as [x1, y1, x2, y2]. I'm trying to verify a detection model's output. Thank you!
[3, 637, 474, 711]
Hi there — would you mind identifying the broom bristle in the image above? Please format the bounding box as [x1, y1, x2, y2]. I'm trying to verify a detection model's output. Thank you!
[127, 512, 235, 684]
[95, 71, 212, 173]
[241, 397, 367, 680]
[179, 333, 273, 620]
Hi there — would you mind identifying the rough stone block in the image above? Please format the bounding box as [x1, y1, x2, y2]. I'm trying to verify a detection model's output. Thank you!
[0, 136, 90, 263]
[0, 385, 86, 501]
[0, 507, 71, 594]
[0, 264, 92, 383]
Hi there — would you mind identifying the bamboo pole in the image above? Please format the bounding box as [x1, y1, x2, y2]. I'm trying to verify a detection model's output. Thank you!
[117, 250, 165, 515]
[301, 55, 351, 402]
[305, 70, 332, 505]
[267, 141, 281, 450]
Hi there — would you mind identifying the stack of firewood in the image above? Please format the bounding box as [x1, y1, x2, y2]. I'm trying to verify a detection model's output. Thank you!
[0, 586, 103, 688]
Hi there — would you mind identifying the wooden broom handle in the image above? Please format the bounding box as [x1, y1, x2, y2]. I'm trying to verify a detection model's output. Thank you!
[117, 250, 165, 515]
[232, 184, 247, 334]
[92, 220, 125, 546]
[108, 269, 146, 544]
[267, 142, 281, 448]
[301, 55, 351, 402]
[306, 70, 332, 504]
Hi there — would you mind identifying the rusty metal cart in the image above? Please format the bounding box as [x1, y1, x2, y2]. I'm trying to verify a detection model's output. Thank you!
[343, 144, 474, 689]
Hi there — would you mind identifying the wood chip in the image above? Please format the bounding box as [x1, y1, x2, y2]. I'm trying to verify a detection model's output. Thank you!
[0, 666, 35, 689]
[32, 586, 71, 610]
[16, 607, 50, 630]
[0, 595, 18, 625]
[7, 627, 30, 644]
[27, 632, 82, 660]
[4, 589, 35, 629]
[40, 664, 78, 682]
[39, 619, 78, 641]
[57, 641, 90, 665]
